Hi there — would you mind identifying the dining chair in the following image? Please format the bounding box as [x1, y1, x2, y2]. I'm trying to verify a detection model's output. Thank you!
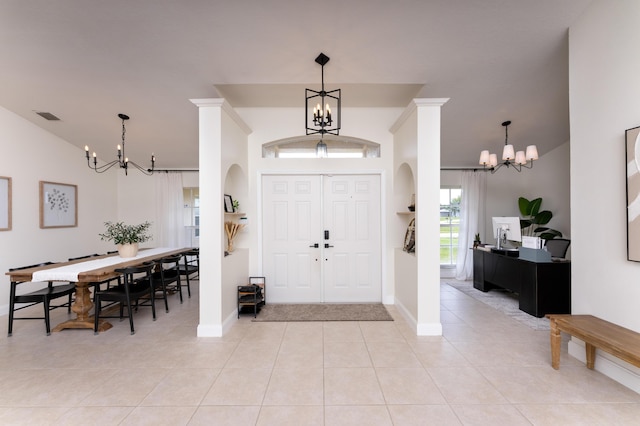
[93, 263, 156, 335]
[176, 248, 199, 301]
[150, 254, 183, 311]
[68, 254, 100, 261]
[545, 238, 571, 259]
[8, 262, 76, 336]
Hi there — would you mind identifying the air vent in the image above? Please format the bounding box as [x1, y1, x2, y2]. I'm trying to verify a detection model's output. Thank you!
[35, 111, 61, 121]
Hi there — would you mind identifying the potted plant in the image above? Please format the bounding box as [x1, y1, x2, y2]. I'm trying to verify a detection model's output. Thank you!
[518, 197, 562, 240]
[99, 221, 152, 258]
[473, 233, 481, 248]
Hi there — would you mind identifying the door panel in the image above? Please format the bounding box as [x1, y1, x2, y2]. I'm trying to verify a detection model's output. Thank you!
[262, 174, 381, 303]
[262, 175, 322, 302]
[323, 175, 381, 302]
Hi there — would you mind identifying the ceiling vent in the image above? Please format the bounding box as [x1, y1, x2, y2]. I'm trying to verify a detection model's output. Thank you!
[35, 111, 60, 121]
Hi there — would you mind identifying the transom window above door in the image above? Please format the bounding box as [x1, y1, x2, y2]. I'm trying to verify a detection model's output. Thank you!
[262, 135, 380, 159]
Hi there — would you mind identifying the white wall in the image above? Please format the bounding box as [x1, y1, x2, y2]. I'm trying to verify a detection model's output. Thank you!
[392, 107, 418, 321]
[570, 0, 640, 328]
[390, 99, 447, 335]
[569, 0, 640, 390]
[0, 106, 116, 314]
[191, 99, 250, 337]
[221, 106, 250, 323]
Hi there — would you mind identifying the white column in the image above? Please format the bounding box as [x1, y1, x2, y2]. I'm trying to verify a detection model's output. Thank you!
[415, 98, 449, 335]
[191, 98, 224, 337]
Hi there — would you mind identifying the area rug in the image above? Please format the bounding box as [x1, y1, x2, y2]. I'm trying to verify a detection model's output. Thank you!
[445, 281, 550, 330]
[251, 303, 394, 322]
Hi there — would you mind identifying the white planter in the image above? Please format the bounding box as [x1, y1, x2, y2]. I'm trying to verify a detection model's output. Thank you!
[117, 243, 139, 258]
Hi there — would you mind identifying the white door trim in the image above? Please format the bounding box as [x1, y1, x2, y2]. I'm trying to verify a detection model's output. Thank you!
[257, 169, 388, 304]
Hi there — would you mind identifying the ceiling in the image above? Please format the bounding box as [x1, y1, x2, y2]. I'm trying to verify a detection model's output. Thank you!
[0, 0, 592, 170]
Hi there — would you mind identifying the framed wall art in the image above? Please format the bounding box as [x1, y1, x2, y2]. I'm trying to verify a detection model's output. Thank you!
[40, 181, 77, 228]
[0, 176, 11, 231]
[224, 194, 234, 213]
[626, 126, 640, 261]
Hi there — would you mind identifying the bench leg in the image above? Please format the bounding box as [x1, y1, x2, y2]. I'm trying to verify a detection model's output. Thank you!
[585, 343, 596, 369]
[550, 318, 561, 369]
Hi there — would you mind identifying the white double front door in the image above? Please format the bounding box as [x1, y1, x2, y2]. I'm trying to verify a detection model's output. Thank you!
[262, 174, 381, 303]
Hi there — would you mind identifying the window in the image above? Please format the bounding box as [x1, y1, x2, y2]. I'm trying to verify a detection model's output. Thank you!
[262, 135, 380, 159]
[183, 187, 200, 246]
[440, 187, 461, 266]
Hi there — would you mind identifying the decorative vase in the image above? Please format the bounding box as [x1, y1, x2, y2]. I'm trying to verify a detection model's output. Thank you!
[117, 243, 139, 258]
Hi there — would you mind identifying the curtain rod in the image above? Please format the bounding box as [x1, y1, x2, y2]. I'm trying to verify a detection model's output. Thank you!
[158, 167, 481, 173]
[153, 169, 199, 173]
[440, 167, 490, 172]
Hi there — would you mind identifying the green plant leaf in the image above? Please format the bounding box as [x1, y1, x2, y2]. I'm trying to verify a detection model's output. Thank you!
[520, 219, 532, 229]
[529, 198, 542, 216]
[99, 221, 152, 245]
[533, 210, 552, 225]
[518, 197, 530, 216]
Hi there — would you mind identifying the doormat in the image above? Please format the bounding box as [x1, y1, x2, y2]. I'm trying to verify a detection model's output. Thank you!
[251, 304, 394, 322]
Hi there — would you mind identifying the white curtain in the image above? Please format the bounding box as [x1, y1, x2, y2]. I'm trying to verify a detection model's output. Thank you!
[455, 171, 486, 280]
[155, 172, 185, 248]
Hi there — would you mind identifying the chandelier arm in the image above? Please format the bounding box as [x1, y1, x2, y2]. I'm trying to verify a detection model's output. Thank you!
[86, 159, 122, 173]
[127, 160, 155, 176]
[519, 161, 534, 170]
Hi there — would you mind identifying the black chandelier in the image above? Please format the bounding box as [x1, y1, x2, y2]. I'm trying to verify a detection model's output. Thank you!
[305, 53, 341, 157]
[84, 113, 155, 175]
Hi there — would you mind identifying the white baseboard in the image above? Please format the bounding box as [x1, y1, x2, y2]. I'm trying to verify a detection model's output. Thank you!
[568, 339, 640, 394]
[196, 323, 223, 337]
[197, 310, 239, 337]
[395, 298, 442, 336]
[440, 267, 456, 279]
[222, 310, 238, 335]
[394, 299, 417, 331]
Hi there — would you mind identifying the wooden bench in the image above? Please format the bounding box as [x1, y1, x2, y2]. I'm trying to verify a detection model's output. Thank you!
[546, 314, 640, 370]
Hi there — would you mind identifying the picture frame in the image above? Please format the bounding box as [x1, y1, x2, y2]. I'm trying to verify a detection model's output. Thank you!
[626, 126, 640, 261]
[224, 194, 234, 213]
[0, 176, 11, 231]
[403, 218, 415, 253]
[40, 181, 77, 229]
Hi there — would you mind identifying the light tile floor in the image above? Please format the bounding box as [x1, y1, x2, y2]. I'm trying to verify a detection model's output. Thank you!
[1, 280, 639, 425]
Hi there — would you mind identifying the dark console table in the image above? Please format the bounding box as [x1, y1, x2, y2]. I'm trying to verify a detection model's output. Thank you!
[473, 249, 571, 318]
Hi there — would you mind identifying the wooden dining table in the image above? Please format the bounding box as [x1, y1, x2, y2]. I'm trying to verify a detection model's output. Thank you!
[5, 247, 189, 332]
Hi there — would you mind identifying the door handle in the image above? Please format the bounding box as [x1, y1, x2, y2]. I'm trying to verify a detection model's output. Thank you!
[309, 243, 319, 248]
[324, 243, 334, 248]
